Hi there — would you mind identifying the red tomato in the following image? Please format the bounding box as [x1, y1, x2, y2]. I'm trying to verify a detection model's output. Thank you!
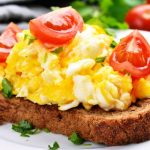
[0, 22, 21, 62]
[0, 48, 11, 62]
[147, 0, 150, 3]
[109, 30, 150, 78]
[29, 7, 83, 49]
[125, 5, 150, 31]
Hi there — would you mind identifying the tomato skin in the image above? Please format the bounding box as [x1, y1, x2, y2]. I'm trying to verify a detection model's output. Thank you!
[29, 7, 83, 49]
[147, 0, 150, 3]
[125, 5, 150, 31]
[0, 48, 11, 63]
[110, 52, 150, 78]
[0, 22, 22, 48]
[109, 30, 150, 78]
[0, 22, 21, 62]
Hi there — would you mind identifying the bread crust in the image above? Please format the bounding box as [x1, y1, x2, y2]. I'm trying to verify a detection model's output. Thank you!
[0, 94, 150, 145]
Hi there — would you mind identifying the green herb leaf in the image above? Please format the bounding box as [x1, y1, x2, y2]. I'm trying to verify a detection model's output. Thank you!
[69, 132, 85, 145]
[52, 47, 63, 54]
[2, 78, 13, 98]
[110, 40, 117, 48]
[43, 53, 48, 63]
[43, 128, 50, 133]
[95, 56, 106, 63]
[12, 120, 40, 137]
[24, 33, 36, 45]
[48, 141, 60, 150]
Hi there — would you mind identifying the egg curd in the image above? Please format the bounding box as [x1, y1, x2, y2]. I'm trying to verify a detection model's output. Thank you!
[0, 25, 138, 111]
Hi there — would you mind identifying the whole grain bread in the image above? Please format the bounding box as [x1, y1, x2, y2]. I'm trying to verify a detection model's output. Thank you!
[0, 93, 150, 146]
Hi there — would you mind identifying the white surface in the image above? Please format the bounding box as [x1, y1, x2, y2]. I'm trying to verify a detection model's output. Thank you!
[0, 30, 150, 150]
[1, 124, 150, 150]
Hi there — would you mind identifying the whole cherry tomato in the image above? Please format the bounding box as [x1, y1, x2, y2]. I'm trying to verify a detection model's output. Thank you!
[125, 5, 150, 31]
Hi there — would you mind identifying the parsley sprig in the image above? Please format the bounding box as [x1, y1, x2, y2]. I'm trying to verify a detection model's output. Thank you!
[110, 40, 117, 48]
[95, 56, 106, 63]
[52, 47, 63, 54]
[69, 132, 85, 145]
[12, 120, 40, 137]
[48, 141, 60, 150]
[24, 33, 36, 45]
[2, 78, 13, 98]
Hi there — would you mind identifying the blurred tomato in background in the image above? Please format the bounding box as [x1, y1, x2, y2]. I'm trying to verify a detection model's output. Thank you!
[126, 5, 150, 31]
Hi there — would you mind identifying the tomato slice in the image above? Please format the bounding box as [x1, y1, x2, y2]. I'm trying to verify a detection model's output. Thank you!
[109, 30, 150, 78]
[0, 22, 22, 48]
[29, 7, 83, 49]
[0, 48, 11, 62]
[0, 22, 21, 62]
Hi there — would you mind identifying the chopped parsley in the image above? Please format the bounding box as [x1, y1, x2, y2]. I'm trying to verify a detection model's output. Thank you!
[44, 53, 48, 63]
[69, 132, 85, 145]
[52, 47, 63, 54]
[48, 141, 60, 150]
[110, 40, 117, 48]
[43, 128, 50, 133]
[2, 78, 13, 98]
[95, 56, 106, 63]
[126, 72, 131, 76]
[12, 120, 40, 137]
[24, 33, 36, 45]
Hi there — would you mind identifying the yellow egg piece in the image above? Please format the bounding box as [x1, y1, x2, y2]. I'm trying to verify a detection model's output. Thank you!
[133, 77, 150, 99]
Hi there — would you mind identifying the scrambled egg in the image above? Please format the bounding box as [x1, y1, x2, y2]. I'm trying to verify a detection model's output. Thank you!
[133, 76, 150, 99]
[1, 25, 135, 111]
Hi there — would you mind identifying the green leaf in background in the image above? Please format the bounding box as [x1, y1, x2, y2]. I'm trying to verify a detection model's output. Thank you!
[71, 0, 100, 21]
[100, 16, 128, 29]
[99, 0, 145, 22]
[86, 18, 104, 27]
[70, 0, 145, 29]
[99, 0, 113, 14]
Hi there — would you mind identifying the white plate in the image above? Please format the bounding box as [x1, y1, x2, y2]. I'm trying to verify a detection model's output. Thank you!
[0, 30, 150, 150]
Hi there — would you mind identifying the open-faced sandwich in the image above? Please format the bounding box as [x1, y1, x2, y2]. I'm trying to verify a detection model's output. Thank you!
[0, 7, 150, 146]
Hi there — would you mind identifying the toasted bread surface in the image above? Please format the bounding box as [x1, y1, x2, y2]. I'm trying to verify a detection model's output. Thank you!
[0, 94, 150, 145]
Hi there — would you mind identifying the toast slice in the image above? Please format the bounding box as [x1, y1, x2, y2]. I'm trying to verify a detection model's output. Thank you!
[0, 93, 150, 146]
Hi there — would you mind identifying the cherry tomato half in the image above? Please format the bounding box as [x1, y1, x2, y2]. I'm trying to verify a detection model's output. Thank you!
[29, 7, 84, 49]
[0, 22, 21, 62]
[125, 5, 150, 31]
[109, 30, 150, 78]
